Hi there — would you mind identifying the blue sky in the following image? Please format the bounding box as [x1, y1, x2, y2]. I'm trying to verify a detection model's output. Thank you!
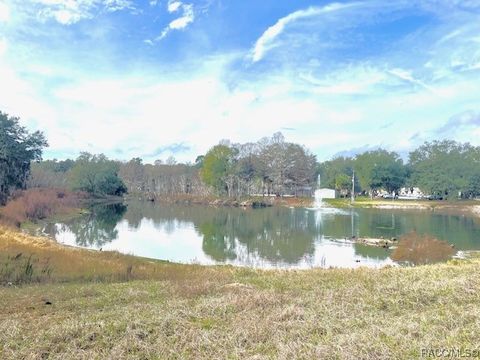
[0, 0, 479, 163]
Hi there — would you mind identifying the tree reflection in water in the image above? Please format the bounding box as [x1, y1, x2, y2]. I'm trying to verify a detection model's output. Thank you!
[197, 209, 318, 264]
[43, 200, 480, 267]
[122, 202, 318, 265]
[57, 203, 127, 248]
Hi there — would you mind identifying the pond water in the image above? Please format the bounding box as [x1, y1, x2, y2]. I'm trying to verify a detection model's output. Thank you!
[40, 201, 480, 268]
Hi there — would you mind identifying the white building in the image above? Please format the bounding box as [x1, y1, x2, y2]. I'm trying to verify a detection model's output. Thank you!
[317, 188, 337, 199]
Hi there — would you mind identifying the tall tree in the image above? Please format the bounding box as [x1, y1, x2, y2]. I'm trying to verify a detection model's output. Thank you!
[0, 112, 48, 204]
[201, 144, 235, 196]
[370, 161, 407, 193]
[68, 153, 127, 196]
[317, 156, 354, 190]
[354, 150, 405, 194]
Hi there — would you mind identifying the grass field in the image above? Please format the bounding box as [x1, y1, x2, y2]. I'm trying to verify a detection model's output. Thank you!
[1, 227, 480, 359]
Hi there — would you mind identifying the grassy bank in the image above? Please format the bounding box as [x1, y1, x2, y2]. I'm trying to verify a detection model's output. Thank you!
[325, 197, 480, 215]
[1, 229, 480, 358]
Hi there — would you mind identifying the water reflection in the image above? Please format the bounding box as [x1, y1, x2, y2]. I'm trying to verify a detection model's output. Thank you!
[42, 200, 480, 268]
[55, 203, 126, 248]
[124, 203, 319, 265]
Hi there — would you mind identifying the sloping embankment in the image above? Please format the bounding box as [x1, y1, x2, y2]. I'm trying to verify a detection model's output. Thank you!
[1, 228, 480, 358]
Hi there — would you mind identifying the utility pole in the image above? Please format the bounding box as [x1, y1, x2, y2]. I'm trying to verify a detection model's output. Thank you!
[351, 170, 355, 204]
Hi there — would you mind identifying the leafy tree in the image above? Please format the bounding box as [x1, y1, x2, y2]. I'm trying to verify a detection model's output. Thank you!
[0, 112, 48, 204]
[370, 162, 407, 193]
[68, 153, 127, 196]
[335, 173, 351, 194]
[465, 173, 480, 198]
[354, 150, 405, 194]
[409, 140, 480, 198]
[194, 155, 205, 168]
[317, 157, 354, 190]
[201, 145, 235, 195]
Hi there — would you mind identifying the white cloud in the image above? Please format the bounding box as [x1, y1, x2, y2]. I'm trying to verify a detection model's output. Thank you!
[387, 68, 436, 93]
[0, 1, 10, 22]
[38, 8, 85, 25]
[169, 4, 193, 29]
[33, 0, 134, 25]
[156, 2, 194, 40]
[104, 0, 134, 12]
[167, 0, 182, 13]
[251, 2, 359, 62]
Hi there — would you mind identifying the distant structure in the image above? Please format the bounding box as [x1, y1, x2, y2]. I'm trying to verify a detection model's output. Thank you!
[317, 188, 337, 199]
[398, 187, 424, 199]
[315, 174, 337, 199]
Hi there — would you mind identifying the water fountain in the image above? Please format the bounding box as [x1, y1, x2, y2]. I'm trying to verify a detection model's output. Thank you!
[314, 174, 324, 209]
[310, 174, 347, 215]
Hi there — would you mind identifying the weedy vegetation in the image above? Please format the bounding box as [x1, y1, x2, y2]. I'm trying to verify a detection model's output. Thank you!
[0, 188, 84, 228]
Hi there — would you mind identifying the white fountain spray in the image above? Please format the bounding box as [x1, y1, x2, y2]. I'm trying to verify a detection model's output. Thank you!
[314, 174, 323, 209]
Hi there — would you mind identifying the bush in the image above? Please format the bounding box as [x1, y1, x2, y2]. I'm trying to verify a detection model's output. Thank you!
[0, 188, 82, 227]
[391, 231, 455, 265]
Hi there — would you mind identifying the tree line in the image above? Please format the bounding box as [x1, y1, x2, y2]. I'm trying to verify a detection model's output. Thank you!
[2, 111, 480, 202]
[318, 142, 480, 199]
[29, 132, 317, 198]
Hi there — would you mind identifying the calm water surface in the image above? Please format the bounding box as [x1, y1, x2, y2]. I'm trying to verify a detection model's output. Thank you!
[41, 201, 480, 268]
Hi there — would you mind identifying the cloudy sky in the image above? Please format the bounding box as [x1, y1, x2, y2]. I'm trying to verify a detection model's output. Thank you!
[0, 0, 479, 163]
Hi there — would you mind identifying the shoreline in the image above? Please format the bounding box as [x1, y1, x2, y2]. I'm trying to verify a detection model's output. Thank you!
[127, 193, 480, 217]
[1, 226, 480, 358]
[128, 193, 315, 208]
[324, 198, 480, 218]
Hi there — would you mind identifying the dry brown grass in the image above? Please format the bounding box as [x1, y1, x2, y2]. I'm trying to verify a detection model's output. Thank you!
[0, 188, 84, 227]
[0, 227, 231, 285]
[391, 231, 456, 265]
[1, 228, 480, 359]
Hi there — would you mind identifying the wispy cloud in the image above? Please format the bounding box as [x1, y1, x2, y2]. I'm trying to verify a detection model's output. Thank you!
[143, 143, 191, 158]
[251, 2, 359, 62]
[33, 0, 135, 25]
[154, 1, 195, 41]
[435, 110, 480, 136]
[387, 68, 436, 93]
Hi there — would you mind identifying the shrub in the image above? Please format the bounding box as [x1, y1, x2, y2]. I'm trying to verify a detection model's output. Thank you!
[0, 188, 82, 227]
[391, 231, 455, 265]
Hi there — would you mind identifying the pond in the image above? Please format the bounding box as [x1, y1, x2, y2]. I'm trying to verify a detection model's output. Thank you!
[40, 201, 480, 268]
